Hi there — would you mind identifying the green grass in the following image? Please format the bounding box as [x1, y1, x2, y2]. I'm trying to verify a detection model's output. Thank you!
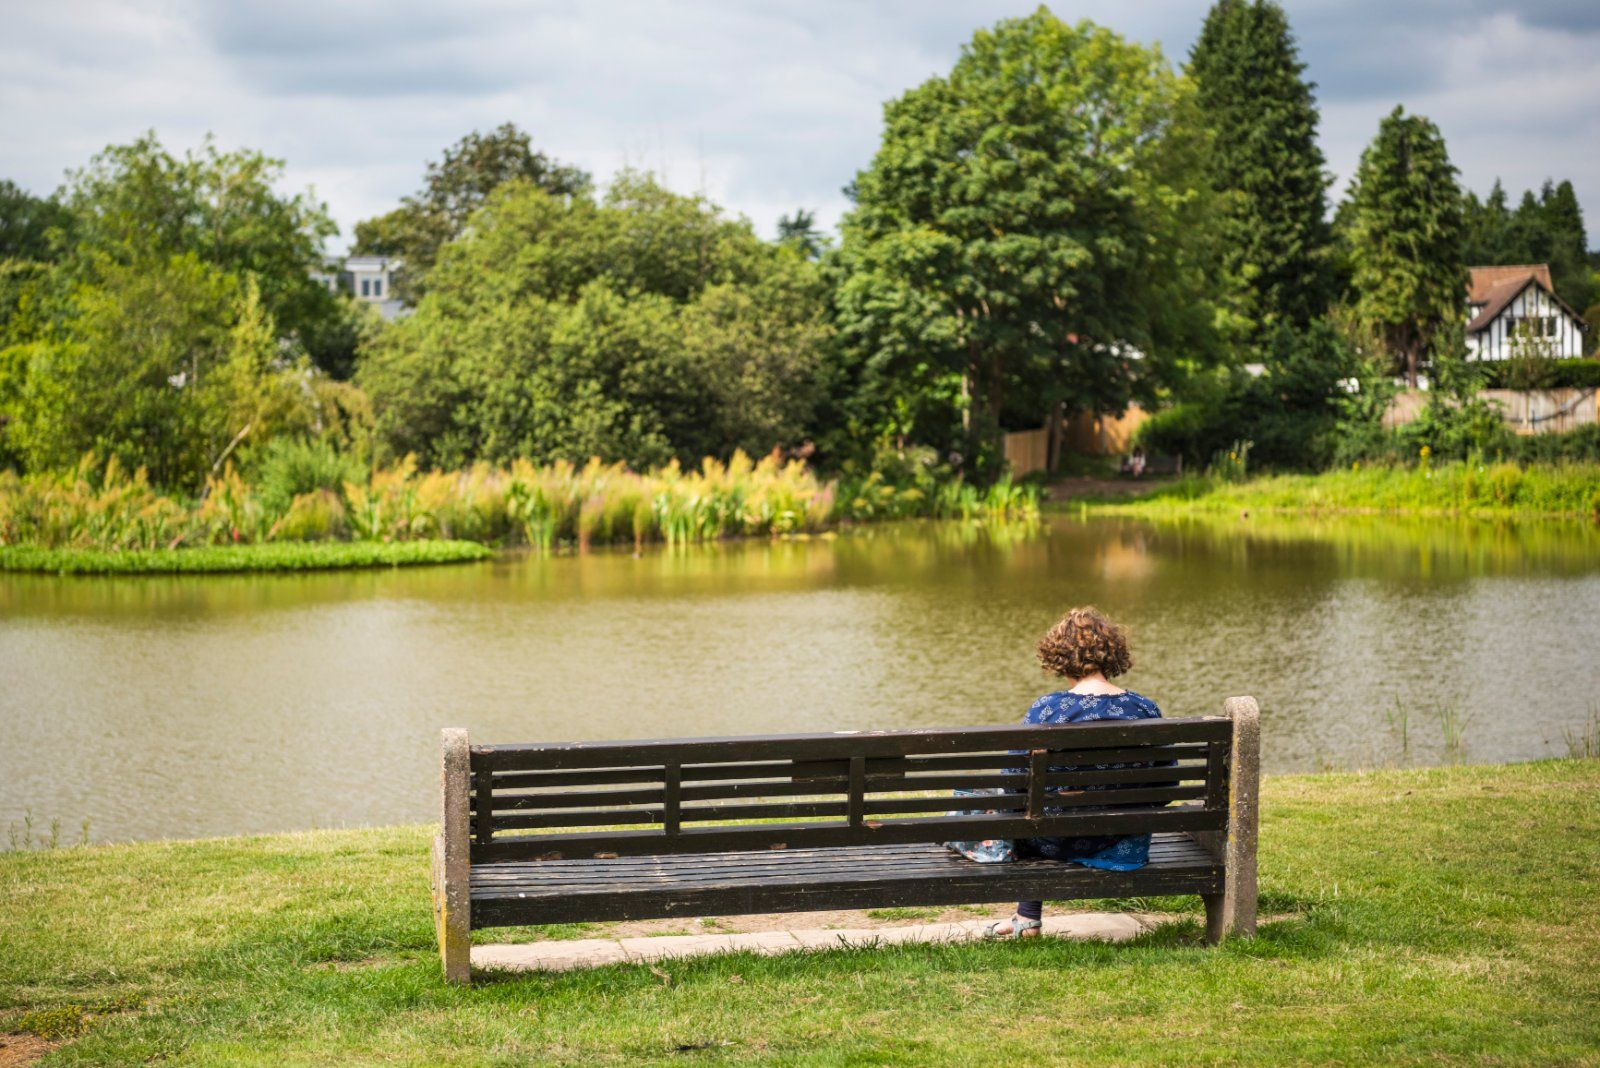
[0, 540, 492, 575]
[1076, 461, 1600, 520]
[4, 760, 1599, 1064]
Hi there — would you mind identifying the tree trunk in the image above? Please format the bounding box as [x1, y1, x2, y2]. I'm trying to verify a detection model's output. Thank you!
[1045, 400, 1064, 473]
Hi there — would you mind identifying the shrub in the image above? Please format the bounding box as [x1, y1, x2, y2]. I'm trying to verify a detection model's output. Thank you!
[252, 438, 366, 519]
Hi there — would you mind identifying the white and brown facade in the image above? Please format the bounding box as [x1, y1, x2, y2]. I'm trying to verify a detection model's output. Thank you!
[1464, 264, 1587, 361]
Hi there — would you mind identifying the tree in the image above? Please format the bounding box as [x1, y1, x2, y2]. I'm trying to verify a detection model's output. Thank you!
[0, 180, 73, 262]
[831, 11, 1220, 471]
[2, 255, 310, 488]
[776, 209, 826, 259]
[357, 174, 831, 468]
[1539, 179, 1594, 313]
[1346, 106, 1466, 388]
[1188, 0, 1331, 335]
[57, 134, 352, 376]
[352, 123, 589, 300]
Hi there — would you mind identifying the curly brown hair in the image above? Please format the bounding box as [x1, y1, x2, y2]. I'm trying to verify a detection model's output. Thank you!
[1036, 606, 1131, 680]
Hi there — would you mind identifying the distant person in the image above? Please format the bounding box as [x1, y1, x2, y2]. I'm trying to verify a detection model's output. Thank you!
[985, 606, 1163, 939]
[1129, 449, 1147, 478]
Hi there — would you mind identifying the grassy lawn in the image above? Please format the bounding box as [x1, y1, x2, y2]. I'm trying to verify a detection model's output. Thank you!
[0, 540, 492, 575]
[3, 760, 1598, 1065]
[1071, 462, 1600, 520]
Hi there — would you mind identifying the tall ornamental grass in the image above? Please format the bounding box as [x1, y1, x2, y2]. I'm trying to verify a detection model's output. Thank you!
[0, 449, 1040, 553]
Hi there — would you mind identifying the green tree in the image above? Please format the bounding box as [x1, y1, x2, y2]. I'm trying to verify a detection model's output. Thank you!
[57, 134, 353, 376]
[0, 180, 73, 262]
[832, 10, 1219, 472]
[358, 175, 830, 468]
[1539, 179, 1593, 312]
[1188, 0, 1331, 335]
[1346, 106, 1466, 388]
[776, 209, 826, 259]
[352, 123, 589, 300]
[1461, 180, 1512, 263]
[2, 256, 308, 488]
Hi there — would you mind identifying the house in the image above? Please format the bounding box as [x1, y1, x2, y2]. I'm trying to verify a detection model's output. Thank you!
[311, 255, 407, 320]
[1464, 264, 1587, 361]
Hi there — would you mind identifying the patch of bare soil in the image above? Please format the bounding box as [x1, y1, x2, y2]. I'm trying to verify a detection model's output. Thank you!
[0, 1034, 59, 1068]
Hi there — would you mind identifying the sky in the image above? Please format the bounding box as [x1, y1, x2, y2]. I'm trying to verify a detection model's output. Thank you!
[3, 1, 1598, 251]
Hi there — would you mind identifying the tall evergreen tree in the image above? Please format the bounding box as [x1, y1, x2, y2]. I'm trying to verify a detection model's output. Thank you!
[1346, 106, 1466, 388]
[1188, 0, 1331, 336]
[1540, 179, 1593, 312]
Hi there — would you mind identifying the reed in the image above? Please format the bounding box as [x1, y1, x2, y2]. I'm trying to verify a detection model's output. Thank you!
[1, 449, 1041, 557]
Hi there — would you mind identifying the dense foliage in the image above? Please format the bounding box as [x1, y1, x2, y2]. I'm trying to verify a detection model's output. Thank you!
[359, 173, 832, 469]
[831, 11, 1220, 474]
[351, 123, 590, 301]
[1188, 0, 1331, 336]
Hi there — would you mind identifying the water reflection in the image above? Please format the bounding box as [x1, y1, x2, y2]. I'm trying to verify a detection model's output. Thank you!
[3, 513, 1597, 843]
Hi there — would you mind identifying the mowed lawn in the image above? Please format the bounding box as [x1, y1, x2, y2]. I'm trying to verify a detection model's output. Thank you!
[3, 760, 1598, 1066]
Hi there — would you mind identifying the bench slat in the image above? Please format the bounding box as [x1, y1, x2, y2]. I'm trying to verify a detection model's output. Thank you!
[471, 719, 1230, 772]
[472, 805, 1225, 862]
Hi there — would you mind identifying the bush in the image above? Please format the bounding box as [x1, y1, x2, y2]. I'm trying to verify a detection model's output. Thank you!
[251, 438, 367, 518]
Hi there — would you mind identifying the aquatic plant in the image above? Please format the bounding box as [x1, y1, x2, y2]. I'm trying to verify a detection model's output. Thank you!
[1, 448, 1040, 556]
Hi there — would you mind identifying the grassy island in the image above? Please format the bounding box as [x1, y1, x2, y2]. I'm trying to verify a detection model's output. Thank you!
[0, 540, 492, 575]
[3, 759, 1598, 1065]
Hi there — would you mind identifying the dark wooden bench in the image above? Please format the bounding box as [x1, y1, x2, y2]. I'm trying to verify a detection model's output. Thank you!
[431, 697, 1260, 983]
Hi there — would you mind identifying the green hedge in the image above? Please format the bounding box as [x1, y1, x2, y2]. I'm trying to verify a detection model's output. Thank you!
[0, 540, 492, 575]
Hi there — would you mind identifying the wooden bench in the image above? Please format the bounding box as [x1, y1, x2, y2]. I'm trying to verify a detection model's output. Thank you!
[431, 696, 1260, 983]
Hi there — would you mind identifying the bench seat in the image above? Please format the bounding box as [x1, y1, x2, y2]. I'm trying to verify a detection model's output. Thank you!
[470, 834, 1223, 926]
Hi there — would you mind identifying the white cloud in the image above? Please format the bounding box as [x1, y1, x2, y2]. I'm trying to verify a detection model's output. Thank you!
[2, 1, 1596, 249]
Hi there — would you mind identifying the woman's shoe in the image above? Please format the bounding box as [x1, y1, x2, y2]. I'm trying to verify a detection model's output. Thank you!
[982, 916, 1043, 940]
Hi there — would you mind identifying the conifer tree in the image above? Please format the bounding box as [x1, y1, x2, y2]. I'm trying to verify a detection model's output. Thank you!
[1189, 0, 1331, 336]
[1346, 106, 1466, 388]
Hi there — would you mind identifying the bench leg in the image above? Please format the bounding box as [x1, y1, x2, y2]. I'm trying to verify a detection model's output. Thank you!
[436, 728, 472, 984]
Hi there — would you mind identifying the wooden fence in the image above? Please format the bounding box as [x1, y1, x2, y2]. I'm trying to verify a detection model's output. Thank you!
[1003, 406, 1149, 477]
[1384, 388, 1598, 435]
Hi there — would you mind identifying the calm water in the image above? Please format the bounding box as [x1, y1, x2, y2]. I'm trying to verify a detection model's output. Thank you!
[3, 514, 1599, 844]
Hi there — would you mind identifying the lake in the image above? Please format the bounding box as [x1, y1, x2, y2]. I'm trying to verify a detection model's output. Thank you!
[3, 513, 1598, 844]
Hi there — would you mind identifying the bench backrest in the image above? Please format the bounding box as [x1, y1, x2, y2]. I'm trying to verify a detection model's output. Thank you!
[454, 717, 1237, 865]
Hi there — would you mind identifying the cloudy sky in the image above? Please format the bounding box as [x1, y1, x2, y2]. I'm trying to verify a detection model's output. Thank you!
[4, 1, 1597, 250]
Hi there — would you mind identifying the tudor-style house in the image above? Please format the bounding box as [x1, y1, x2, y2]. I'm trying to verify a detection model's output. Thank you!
[1464, 264, 1588, 361]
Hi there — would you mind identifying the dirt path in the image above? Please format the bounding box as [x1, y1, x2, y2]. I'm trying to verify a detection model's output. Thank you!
[1045, 476, 1173, 502]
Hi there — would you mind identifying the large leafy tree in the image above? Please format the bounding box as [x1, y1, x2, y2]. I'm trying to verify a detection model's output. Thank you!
[358, 173, 830, 468]
[352, 123, 589, 300]
[830, 11, 1219, 472]
[1188, 0, 1331, 336]
[58, 134, 349, 370]
[1345, 106, 1466, 388]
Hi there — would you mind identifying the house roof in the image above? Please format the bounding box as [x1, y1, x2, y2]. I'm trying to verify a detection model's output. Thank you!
[1464, 264, 1586, 334]
[1467, 264, 1552, 304]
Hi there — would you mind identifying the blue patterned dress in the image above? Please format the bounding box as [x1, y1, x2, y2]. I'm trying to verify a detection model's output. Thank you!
[1017, 689, 1164, 871]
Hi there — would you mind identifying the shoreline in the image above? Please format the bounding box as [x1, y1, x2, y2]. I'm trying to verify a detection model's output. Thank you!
[1053, 462, 1600, 521]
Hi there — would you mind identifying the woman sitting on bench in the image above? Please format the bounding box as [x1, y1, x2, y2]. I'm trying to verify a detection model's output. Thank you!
[986, 606, 1162, 939]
